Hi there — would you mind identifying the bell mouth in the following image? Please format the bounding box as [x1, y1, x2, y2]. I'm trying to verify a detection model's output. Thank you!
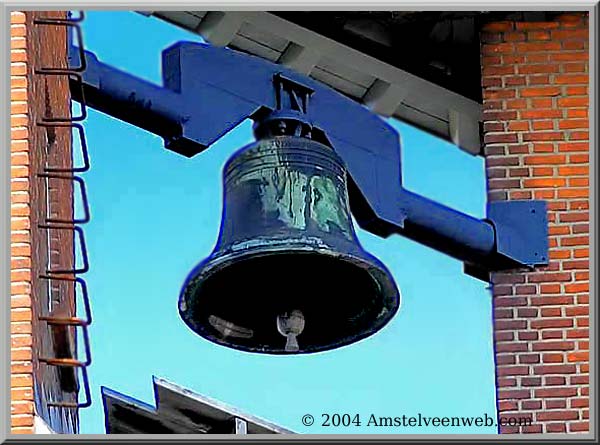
[179, 248, 400, 354]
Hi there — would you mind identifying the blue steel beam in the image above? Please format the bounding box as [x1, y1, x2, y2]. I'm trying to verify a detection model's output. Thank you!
[69, 41, 548, 281]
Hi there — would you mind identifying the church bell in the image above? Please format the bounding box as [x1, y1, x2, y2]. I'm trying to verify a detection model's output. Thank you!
[179, 134, 400, 354]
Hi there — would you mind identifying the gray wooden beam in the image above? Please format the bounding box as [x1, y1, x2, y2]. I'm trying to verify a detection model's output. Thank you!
[196, 12, 246, 47]
[277, 42, 321, 75]
[234, 417, 248, 434]
[449, 109, 482, 155]
[363, 79, 409, 117]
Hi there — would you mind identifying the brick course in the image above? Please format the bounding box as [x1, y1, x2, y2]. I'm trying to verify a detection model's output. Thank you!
[481, 13, 590, 434]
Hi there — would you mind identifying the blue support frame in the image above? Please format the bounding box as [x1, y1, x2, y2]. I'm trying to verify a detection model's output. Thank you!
[68, 41, 549, 281]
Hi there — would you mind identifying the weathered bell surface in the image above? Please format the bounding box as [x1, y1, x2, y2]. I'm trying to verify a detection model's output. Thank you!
[179, 136, 400, 354]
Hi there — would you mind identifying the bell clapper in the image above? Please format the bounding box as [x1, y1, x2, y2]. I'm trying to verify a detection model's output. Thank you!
[276, 310, 305, 352]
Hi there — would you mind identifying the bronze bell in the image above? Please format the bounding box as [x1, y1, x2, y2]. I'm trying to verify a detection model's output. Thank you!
[179, 135, 400, 354]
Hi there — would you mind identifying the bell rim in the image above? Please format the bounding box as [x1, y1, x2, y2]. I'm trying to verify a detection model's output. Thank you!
[178, 247, 401, 355]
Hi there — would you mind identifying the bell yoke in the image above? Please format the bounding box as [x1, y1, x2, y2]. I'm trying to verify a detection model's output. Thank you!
[70, 40, 549, 354]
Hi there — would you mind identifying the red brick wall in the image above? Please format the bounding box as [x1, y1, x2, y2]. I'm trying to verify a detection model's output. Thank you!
[10, 10, 34, 435]
[10, 10, 78, 434]
[480, 13, 590, 434]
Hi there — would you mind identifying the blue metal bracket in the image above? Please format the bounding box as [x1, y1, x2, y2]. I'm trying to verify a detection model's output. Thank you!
[68, 41, 549, 281]
[489, 200, 549, 265]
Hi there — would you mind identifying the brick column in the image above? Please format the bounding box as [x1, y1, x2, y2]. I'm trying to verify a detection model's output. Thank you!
[11, 10, 35, 434]
[10, 11, 78, 434]
[480, 13, 589, 434]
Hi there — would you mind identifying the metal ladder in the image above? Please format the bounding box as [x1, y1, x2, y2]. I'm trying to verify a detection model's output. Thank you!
[32, 11, 93, 414]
